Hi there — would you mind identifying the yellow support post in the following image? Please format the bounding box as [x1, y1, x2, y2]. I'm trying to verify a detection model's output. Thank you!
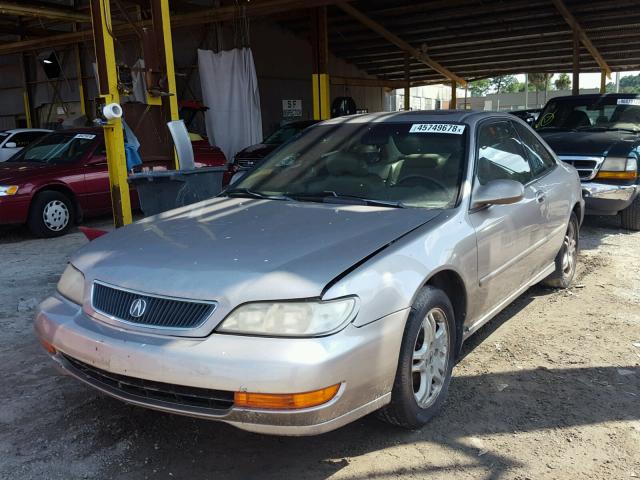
[18, 53, 33, 127]
[154, 0, 180, 168]
[311, 6, 330, 120]
[74, 43, 86, 116]
[90, 0, 132, 227]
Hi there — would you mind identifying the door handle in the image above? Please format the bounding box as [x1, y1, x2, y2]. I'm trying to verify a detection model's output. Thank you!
[535, 191, 546, 203]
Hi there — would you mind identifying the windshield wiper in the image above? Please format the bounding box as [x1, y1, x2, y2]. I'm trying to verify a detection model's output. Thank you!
[535, 126, 577, 132]
[285, 191, 406, 208]
[223, 188, 289, 201]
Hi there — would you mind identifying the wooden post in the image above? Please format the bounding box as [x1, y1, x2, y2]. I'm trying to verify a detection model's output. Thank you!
[450, 81, 457, 109]
[572, 27, 580, 95]
[404, 52, 410, 111]
[311, 6, 330, 120]
[600, 70, 607, 93]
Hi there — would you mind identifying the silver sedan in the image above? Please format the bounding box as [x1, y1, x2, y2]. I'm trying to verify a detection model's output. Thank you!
[35, 111, 584, 435]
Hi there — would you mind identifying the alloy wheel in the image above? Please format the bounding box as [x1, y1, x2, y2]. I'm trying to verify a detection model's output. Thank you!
[42, 200, 70, 232]
[561, 220, 577, 277]
[412, 307, 449, 408]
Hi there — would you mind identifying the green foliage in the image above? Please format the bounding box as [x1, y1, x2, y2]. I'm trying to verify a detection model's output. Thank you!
[619, 74, 640, 93]
[490, 75, 518, 94]
[469, 79, 490, 97]
[554, 73, 571, 91]
[528, 73, 552, 92]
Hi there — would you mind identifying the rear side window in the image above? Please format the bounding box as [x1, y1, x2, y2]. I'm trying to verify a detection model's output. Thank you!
[513, 122, 556, 176]
[8, 131, 47, 147]
[476, 121, 532, 185]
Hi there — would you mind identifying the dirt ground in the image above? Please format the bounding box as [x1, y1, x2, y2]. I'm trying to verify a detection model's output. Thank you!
[1, 215, 639, 480]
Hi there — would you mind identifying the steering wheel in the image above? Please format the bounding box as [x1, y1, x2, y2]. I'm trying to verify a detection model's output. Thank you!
[394, 175, 450, 198]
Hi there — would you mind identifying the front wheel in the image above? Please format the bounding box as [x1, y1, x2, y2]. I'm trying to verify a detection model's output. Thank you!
[378, 286, 456, 429]
[620, 194, 640, 231]
[27, 191, 74, 238]
[543, 212, 579, 289]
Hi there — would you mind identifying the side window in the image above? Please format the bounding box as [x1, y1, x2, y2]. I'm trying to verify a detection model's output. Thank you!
[8, 132, 45, 147]
[476, 121, 532, 186]
[95, 142, 107, 156]
[513, 122, 556, 176]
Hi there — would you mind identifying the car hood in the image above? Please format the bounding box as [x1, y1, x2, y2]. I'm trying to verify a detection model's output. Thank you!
[0, 161, 57, 183]
[539, 130, 639, 158]
[73, 197, 442, 305]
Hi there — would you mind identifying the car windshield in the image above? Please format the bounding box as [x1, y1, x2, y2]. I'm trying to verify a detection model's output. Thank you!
[536, 97, 640, 132]
[7, 131, 97, 164]
[263, 123, 310, 145]
[230, 121, 467, 209]
[0, 132, 8, 140]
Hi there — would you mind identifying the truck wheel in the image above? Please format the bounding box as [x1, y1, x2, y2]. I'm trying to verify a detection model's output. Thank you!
[620, 195, 640, 231]
[27, 191, 74, 238]
[543, 212, 579, 289]
[377, 286, 456, 429]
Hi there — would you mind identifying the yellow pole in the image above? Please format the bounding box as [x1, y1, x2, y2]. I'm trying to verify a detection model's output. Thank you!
[90, 0, 132, 227]
[311, 7, 330, 120]
[157, 0, 180, 168]
[74, 43, 86, 116]
[19, 54, 33, 127]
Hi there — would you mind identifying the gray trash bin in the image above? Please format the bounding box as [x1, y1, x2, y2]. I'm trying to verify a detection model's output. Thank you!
[128, 166, 226, 216]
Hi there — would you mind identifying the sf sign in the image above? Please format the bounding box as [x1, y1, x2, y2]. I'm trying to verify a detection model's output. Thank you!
[282, 99, 302, 119]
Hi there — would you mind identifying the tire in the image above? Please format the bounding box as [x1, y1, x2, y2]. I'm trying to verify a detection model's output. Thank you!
[543, 212, 579, 289]
[620, 195, 640, 231]
[378, 286, 456, 429]
[27, 191, 74, 238]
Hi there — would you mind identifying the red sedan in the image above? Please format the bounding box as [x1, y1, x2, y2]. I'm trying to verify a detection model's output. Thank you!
[0, 128, 227, 237]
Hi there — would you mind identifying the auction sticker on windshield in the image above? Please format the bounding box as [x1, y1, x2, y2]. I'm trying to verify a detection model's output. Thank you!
[617, 99, 640, 106]
[409, 123, 466, 134]
[73, 134, 96, 140]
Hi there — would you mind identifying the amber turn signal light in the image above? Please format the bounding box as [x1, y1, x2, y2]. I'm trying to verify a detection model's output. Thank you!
[234, 383, 341, 410]
[39, 338, 57, 354]
[596, 170, 638, 180]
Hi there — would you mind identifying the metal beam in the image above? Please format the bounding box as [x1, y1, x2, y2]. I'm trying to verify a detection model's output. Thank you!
[551, 0, 612, 77]
[0, 1, 91, 23]
[335, 2, 466, 86]
[330, 76, 405, 89]
[0, 0, 352, 55]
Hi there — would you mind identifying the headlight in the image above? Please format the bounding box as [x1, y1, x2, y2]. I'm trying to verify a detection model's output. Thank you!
[597, 156, 638, 180]
[217, 297, 358, 337]
[0, 185, 19, 196]
[57, 264, 85, 305]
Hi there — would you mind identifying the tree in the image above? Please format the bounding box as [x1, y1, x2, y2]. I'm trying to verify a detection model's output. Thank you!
[490, 75, 518, 94]
[469, 79, 490, 96]
[554, 73, 571, 91]
[619, 74, 640, 93]
[528, 73, 552, 104]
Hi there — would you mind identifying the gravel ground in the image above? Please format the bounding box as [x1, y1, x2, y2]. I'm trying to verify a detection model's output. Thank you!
[0, 215, 638, 480]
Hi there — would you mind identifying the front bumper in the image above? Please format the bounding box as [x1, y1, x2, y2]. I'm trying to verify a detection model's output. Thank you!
[581, 182, 638, 215]
[0, 194, 30, 225]
[35, 294, 408, 435]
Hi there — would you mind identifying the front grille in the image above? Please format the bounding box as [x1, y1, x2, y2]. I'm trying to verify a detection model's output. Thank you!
[63, 354, 234, 411]
[559, 156, 604, 180]
[235, 157, 259, 169]
[92, 281, 216, 329]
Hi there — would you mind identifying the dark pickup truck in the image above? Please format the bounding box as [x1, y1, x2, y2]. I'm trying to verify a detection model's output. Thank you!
[535, 94, 640, 230]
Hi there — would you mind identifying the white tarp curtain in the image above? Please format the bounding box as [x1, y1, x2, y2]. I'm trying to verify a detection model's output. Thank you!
[198, 48, 263, 161]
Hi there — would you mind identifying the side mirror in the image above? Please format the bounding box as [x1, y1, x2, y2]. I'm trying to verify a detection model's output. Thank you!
[230, 170, 247, 184]
[4, 142, 17, 148]
[472, 179, 524, 209]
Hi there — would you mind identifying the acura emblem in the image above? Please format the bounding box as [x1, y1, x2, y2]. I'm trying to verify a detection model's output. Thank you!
[129, 298, 147, 318]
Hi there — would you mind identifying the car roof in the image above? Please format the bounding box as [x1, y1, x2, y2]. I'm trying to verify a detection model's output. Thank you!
[320, 110, 514, 126]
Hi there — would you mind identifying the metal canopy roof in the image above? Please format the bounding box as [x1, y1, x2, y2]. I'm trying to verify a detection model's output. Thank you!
[276, 0, 640, 85]
[1, 0, 639, 86]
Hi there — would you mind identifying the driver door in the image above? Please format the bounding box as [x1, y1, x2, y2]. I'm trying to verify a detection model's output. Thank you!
[469, 120, 547, 318]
